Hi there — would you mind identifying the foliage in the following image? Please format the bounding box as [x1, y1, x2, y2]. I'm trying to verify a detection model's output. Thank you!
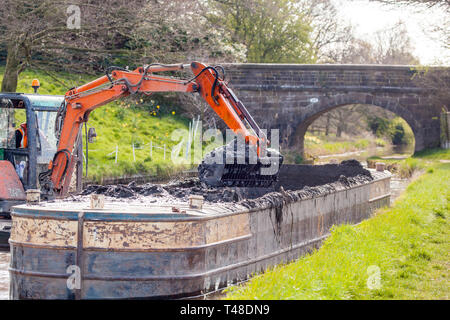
[367, 116, 391, 138]
[0, 0, 238, 92]
[205, 0, 316, 63]
[333, 21, 420, 64]
[367, 116, 414, 146]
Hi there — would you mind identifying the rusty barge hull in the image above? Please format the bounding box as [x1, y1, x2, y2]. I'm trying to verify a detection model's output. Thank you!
[9, 170, 390, 299]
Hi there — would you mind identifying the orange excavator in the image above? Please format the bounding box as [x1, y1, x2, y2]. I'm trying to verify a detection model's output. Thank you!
[37, 62, 283, 198]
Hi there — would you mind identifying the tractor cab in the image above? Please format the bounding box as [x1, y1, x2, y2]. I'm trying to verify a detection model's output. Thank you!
[0, 92, 64, 219]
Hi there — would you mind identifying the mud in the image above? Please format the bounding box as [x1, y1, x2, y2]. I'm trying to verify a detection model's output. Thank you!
[241, 173, 373, 210]
[81, 177, 271, 203]
[79, 160, 372, 205]
[274, 160, 372, 191]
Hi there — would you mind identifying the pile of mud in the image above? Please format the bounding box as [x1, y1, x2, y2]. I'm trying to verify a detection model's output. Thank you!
[80, 160, 373, 205]
[81, 178, 260, 203]
[275, 160, 372, 191]
[241, 173, 373, 210]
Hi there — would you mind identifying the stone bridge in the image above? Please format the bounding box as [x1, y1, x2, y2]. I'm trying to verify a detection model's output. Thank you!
[224, 63, 449, 154]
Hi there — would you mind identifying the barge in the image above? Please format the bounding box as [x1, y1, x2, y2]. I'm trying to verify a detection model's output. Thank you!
[8, 167, 390, 299]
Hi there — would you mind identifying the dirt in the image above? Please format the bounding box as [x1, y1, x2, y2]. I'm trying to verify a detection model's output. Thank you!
[241, 173, 373, 210]
[275, 160, 372, 191]
[80, 177, 271, 203]
[78, 160, 373, 206]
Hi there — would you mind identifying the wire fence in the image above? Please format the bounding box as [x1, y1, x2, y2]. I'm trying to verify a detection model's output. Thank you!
[97, 116, 202, 164]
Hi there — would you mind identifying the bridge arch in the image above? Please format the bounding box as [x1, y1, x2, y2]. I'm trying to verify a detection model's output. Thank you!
[289, 93, 420, 156]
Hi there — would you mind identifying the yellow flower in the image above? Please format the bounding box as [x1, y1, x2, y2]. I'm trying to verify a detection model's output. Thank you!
[156, 105, 160, 109]
[172, 111, 175, 115]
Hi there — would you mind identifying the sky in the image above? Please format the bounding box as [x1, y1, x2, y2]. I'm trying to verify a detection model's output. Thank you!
[332, 0, 449, 65]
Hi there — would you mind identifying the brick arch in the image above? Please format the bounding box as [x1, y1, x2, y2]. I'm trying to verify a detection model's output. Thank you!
[289, 93, 420, 155]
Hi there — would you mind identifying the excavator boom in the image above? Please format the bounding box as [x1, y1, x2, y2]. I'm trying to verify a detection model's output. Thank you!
[39, 62, 282, 197]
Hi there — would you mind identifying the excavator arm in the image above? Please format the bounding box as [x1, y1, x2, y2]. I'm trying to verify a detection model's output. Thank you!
[40, 62, 282, 197]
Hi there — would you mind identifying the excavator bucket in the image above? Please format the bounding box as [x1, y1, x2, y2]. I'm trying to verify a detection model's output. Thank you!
[198, 140, 283, 188]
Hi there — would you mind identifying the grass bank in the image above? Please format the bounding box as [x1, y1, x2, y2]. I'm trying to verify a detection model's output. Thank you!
[225, 150, 449, 299]
[1, 67, 192, 183]
[368, 148, 450, 178]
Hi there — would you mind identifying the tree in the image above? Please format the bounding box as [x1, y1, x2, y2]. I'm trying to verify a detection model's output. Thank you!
[0, 0, 243, 92]
[368, 0, 449, 51]
[372, 21, 420, 65]
[204, 0, 316, 63]
[299, 0, 355, 63]
[0, 0, 145, 92]
[334, 21, 419, 65]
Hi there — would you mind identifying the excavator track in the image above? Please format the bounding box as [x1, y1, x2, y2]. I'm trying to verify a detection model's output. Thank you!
[198, 142, 283, 188]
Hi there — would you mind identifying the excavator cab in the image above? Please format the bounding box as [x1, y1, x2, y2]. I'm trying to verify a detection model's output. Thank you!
[0, 93, 67, 215]
[0, 92, 73, 248]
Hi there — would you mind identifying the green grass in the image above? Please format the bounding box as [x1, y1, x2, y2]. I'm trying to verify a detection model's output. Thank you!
[225, 151, 449, 300]
[1, 67, 193, 182]
[303, 133, 388, 158]
[368, 148, 450, 178]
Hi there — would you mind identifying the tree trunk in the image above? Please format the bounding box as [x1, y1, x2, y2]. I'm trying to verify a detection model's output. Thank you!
[336, 125, 342, 138]
[325, 113, 331, 136]
[1, 42, 25, 93]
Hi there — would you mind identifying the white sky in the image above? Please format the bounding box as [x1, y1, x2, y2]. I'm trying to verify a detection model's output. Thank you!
[332, 0, 449, 65]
